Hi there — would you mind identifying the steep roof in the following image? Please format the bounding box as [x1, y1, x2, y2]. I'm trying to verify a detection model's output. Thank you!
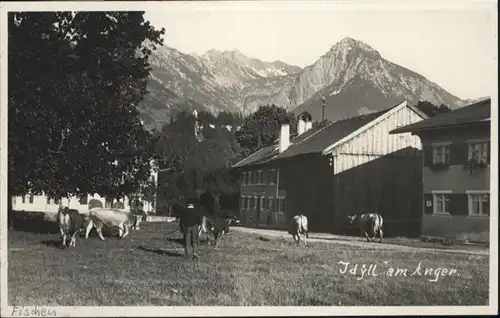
[232, 106, 396, 168]
[390, 98, 491, 134]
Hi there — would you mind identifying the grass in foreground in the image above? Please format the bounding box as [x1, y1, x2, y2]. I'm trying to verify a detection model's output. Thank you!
[8, 222, 489, 306]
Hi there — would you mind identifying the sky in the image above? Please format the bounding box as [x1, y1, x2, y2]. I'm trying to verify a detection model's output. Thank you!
[144, 1, 496, 100]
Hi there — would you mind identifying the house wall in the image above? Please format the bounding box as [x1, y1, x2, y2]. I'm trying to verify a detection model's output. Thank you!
[330, 105, 426, 237]
[278, 154, 335, 232]
[418, 124, 490, 242]
[12, 170, 159, 217]
[239, 164, 284, 226]
[332, 147, 423, 237]
[332, 104, 423, 174]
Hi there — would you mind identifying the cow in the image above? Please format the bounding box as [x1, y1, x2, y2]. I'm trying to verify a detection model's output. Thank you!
[84, 207, 140, 240]
[57, 207, 86, 248]
[289, 214, 309, 244]
[202, 215, 233, 247]
[347, 213, 384, 243]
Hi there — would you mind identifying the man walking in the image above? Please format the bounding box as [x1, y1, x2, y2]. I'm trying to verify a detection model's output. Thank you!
[179, 199, 202, 260]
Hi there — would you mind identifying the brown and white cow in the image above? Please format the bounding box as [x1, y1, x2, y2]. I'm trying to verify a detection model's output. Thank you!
[347, 213, 384, 243]
[85, 207, 139, 240]
[289, 214, 309, 244]
[57, 207, 86, 248]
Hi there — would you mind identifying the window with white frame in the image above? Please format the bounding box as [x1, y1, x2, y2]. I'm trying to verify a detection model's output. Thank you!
[278, 197, 286, 212]
[468, 141, 489, 164]
[269, 169, 276, 184]
[467, 191, 489, 216]
[245, 196, 250, 209]
[257, 170, 263, 184]
[241, 172, 246, 185]
[432, 143, 451, 164]
[432, 191, 451, 214]
[253, 196, 258, 210]
[259, 196, 265, 210]
[268, 197, 274, 212]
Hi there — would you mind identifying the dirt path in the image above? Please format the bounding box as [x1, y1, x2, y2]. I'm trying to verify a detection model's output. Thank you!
[233, 227, 489, 256]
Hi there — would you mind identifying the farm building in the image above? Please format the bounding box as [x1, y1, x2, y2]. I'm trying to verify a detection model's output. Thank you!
[11, 165, 159, 215]
[390, 98, 491, 243]
[232, 100, 428, 237]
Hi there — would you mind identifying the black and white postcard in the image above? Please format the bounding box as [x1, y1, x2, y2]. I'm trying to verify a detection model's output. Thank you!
[0, 1, 497, 316]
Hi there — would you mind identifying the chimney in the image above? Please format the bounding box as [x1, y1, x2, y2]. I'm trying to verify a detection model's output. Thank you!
[297, 118, 306, 136]
[297, 112, 313, 134]
[305, 121, 312, 131]
[279, 124, 290, 153]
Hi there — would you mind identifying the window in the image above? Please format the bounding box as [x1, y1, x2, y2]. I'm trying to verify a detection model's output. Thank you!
[54, 197, 60, 205]
[47, 197, 51, 204]
[432, 191, 451, 214]
[13, 197, 16, 205]
[246, 196, 251, 210]
[79, 195, 88, 205]
[467, 191, 489, 216]
[260, 196, 265, 210]
[257, 170, 263, 184]
[263, 196, 269, 210]
[251, 171, 257, 185]
[468, 141, 489, 164]
[268, 197, 274, 212]
[253, 196, 258, 210]
[432, 143, 450, 164]
[22, 196, 26, 204]
[241, 172, 246, 185]
[278, 197, 286, 212]
[29, 194, 34, 204]
[269, 169, 276, 184]
[105, 197, 113, 208]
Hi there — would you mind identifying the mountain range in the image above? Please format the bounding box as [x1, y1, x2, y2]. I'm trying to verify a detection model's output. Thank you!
[138, 37, 482, 130]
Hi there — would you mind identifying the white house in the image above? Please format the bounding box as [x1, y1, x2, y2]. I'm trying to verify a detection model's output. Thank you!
[12, 164, 158, 215]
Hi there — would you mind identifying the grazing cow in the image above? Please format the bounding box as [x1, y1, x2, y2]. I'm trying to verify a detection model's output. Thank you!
[85, 207, 139, 240]
[289, 214, 309, 244]
[347, 213, 384, 243]
[203, 215, 233, 247]
[57, 207, 86, 248]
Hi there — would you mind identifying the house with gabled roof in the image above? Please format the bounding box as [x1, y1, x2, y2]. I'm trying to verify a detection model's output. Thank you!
[232, 100, 428, 236]
[390, 98, 491, 243]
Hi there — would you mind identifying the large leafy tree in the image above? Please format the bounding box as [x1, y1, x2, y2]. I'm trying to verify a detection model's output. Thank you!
[235, 104, 296, 154]
[8, 12, 165, 204]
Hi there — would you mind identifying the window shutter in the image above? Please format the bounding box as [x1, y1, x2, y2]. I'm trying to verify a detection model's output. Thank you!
[424, 193, 433, 214]
[423, 146, 433, 167]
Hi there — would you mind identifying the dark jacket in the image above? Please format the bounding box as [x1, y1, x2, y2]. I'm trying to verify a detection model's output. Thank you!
[180, 206, 202, 227]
